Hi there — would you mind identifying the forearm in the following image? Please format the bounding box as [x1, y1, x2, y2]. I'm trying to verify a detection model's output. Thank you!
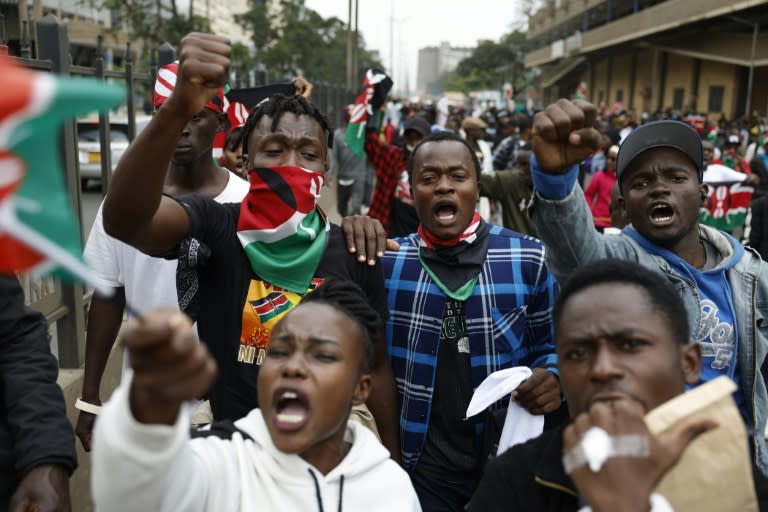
[367, 362, 401, 462]
[367, 336, 401, 461]
[81, 290, 126, 402]
[103, 103, 188, 242]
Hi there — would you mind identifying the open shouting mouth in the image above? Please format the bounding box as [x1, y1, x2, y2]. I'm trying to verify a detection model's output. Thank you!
[272, 387, 310, 432]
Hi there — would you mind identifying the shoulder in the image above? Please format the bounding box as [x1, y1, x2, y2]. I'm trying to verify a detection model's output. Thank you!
[487, 225, 545, 251]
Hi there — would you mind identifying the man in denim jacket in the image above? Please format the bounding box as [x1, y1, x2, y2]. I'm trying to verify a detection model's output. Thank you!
[528, 98, 768, 475]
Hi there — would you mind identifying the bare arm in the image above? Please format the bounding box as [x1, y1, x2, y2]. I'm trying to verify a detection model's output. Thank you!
[75, 289, 126, 451]
[103, 33, 231, 255]
[367, 331, 401, 462]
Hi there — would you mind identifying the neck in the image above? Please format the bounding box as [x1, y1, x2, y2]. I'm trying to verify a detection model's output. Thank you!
[668, 228, 706, 268]
[166, 153, 222, 195]
[300, 430, 350, 476]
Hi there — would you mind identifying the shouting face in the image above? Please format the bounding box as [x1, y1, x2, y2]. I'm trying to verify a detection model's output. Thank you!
[618, 147, 706, 250]
[257, 302, 371, 473]
[410, 139, 480, 240]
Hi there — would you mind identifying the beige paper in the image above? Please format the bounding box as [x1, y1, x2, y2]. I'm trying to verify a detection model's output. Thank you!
[644, 376, 758, 512]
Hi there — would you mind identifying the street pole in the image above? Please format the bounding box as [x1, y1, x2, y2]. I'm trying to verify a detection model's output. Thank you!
[389, 0, 394, 85]
[353, 0, 359, 86]
[346, 0, 353, 89]
[746, 21, 759, 119]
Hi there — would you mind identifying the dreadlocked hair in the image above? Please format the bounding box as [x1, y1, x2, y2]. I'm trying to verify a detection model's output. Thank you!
[240, 93, 333, 158]
[299, 278, 381, 373]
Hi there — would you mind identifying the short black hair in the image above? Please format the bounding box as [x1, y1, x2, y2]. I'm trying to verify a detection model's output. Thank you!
[241, 94, 333, 158]
[407, 130, 481, 182]
[553, 259, 690, 345]
[299, 278, 381, 372]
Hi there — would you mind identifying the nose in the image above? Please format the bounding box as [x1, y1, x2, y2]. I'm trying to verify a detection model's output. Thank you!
[281, 352, 307, 379]
[435, 173, 453, 193]
[647, 175, 670, 196]
[281, 149, 300, 167]
[589, 345, 624, 382]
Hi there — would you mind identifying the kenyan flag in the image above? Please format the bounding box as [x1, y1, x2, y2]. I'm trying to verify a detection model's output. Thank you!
[237, 166, 329, 293]
[345, 69, 393, 158]
[699, 181, 754, 233]
[0, 54, 124, 291]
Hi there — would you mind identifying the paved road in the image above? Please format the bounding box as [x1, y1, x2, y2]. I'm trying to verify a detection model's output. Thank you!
[79, 178, 342, 241]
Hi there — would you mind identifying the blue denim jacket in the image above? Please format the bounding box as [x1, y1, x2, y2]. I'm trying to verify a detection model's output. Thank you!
[529, 181, 768, 475]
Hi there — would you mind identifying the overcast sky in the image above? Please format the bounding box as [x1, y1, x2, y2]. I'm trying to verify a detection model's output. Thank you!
[304, 0, 525, 96]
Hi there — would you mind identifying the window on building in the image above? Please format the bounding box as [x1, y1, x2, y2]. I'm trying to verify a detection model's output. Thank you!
[616, 90, 624, 102]
[673, 88, 685, 110]
[708, 86, 725, 113]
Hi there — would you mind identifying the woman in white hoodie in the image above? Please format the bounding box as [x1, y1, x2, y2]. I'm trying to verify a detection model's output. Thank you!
[91, 279, 421, 511]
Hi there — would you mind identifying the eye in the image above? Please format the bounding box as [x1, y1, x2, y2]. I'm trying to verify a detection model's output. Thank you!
[452, 172, 468, 181]
[632, 180, 648, 190]
[314, 352, 338, 363]
[620, 338, 646, 351]
[264, 147, 283, 156]
[266, 347, 287, 358]
[670, 175, 687, 183]
[190, 114, 202, 122]
[302, 152, 318, 160]
[562, 346, 589, 361]
[420, 174, 436, 184]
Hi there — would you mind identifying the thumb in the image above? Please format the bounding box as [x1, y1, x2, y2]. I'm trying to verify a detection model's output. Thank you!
[386, 239, 400, 252]
[657, 416, 718, 468]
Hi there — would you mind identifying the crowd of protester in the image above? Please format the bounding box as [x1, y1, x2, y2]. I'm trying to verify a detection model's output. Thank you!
[8, 32, 768, 512]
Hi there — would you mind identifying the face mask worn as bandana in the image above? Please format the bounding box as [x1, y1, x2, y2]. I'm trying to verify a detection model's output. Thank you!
[237, 166, 330, 293]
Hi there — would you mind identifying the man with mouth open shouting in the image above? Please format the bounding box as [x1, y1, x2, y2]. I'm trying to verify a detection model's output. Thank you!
[527, 98, 768, 475]
[378, 131, 561, 511]
[101, 33, 400, 460]
[91, 279, 421, 511]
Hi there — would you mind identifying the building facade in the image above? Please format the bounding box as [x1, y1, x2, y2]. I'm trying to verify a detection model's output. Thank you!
[525, 0, 768, 120]
[417, 41, 474, 97]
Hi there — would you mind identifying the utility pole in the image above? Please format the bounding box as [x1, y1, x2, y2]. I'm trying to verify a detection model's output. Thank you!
[389, 0, 394, 85]
[352, 0, 359, 87]
[346, 0, 353, 89]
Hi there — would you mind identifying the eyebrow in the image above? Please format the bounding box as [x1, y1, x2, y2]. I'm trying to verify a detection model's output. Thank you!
[419, 164, 468, 172]
[271, 333, 341, 346]
[558, 327, 651, 346]
[257, 133, 322, 147]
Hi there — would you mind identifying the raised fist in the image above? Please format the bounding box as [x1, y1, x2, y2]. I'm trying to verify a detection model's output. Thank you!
[532, 99, 602, 174]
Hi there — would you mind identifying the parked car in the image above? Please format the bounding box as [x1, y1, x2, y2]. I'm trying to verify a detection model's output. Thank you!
[77, 116, 151, 185]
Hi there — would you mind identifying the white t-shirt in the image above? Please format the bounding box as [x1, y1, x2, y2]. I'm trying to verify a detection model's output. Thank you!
[85, 170, 249, 312]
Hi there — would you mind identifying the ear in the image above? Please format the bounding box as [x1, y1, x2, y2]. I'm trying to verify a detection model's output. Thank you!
[680, 341, 701, 386]
[617, 195, 629, 221]
[699, 183, 709, 205]
[351, 374, 372, 406]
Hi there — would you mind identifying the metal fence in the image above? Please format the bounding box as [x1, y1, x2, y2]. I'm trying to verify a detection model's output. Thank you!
[4, 14, 354, 369]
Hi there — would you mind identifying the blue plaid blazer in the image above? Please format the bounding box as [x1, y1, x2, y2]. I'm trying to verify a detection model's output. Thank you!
[381, 225, 558, 471]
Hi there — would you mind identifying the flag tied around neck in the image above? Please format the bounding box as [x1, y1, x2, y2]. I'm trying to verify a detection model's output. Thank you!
[0, 54, 125, 293]
[345, 69, 393, 158]
[237, 166, 329, 293]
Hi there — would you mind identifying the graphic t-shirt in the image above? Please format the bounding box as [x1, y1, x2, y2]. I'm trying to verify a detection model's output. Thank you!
[416, 299, 480, 480]
[623, 228, 747, 418]
[177, 194, 388, 422]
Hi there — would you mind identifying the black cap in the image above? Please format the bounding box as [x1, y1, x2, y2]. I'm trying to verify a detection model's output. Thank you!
[616, 120, 703, 191]
[403, 117, 431, 137]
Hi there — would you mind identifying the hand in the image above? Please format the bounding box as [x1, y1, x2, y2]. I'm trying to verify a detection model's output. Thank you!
[9, 464, 71, 512]
[564, 398, 717, 512]
[512, 368, 561, 414]
[747, 173, 761, 186]
[74, 410, 98, 452]
[294, 76, 313, 100]
[126, 309, 218, 425]
[162, 33, 231, 119]
[532, 99, 602, 173]
[341, 215, 400, 265]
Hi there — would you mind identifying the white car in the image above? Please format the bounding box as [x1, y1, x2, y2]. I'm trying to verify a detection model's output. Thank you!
[77, 116, 151, 184]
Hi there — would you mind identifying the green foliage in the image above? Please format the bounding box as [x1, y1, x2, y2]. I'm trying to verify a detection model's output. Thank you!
[437, 30, 529, 96]
[236, 0, 382, 83]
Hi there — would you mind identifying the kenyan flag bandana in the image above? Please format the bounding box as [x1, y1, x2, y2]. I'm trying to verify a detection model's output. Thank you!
[417, 211, 489, 301]
[237, 166, 329, 293]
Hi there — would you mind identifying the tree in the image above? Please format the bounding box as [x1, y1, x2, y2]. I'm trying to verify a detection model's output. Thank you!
[437, 30, 529, 96]
[237, 0, 381, 83]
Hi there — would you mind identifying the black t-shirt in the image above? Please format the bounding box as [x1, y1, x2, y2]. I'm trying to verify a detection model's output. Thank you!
[176, 194, 388, 422]
[416, 299, 480, 481]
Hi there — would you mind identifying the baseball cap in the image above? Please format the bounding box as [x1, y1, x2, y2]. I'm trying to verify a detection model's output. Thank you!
[616, 120, 703, 190]
[726, 134, 740, 145]
[403, 117, 431, 137]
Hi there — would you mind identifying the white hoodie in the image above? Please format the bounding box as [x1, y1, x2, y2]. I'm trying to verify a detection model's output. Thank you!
[92, 376, 421, 512]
